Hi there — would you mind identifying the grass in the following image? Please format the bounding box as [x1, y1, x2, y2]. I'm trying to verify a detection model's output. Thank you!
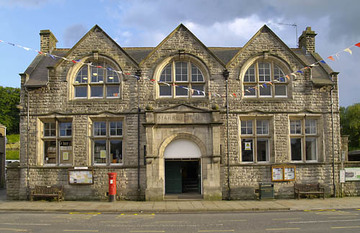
[6, 150, 19, 160]
[6, 134, 20, 144]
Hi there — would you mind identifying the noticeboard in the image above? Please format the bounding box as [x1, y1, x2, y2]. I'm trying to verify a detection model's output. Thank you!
[272, 165, 296, 182]
[68, 169, 94, 185]
[344, 168, 360, 181]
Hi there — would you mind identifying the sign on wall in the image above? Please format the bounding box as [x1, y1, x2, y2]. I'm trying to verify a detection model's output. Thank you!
[68, 169, 94, 185]
[272, 165, 296, 182]
[345, 168, 360, 181]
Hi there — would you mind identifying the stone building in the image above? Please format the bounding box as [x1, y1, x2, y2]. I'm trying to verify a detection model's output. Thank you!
[0, 123, 5, 188]
[8, 24, 348, 200]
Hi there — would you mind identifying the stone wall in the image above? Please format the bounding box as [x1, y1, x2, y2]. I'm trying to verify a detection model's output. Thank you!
[9, 24, 346, 201]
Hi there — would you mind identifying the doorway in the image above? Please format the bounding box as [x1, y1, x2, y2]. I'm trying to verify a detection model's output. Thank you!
[165, 159, 200, 194]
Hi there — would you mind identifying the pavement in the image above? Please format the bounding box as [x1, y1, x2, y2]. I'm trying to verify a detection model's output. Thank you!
[1, 188, 360, 213]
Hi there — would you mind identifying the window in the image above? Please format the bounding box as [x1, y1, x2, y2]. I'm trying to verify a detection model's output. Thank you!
[158, 61, 205, 98]
[74, 60, 120, 99]
[240, 119, 270, 163]
[42, 120, 73, 165]
[290, 118, 318, 162]
[243, 60, 289, 98]
[92, 120, 123, 165]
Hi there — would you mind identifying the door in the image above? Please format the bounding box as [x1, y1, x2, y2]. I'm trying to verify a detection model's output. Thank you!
[165, 160, 182, 194]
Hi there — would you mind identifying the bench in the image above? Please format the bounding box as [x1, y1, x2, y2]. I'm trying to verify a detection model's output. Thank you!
[294, 183, 325, 199]
[30, 185, 64, 202]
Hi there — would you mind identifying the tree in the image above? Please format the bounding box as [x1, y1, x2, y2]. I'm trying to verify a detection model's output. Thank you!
[0, 86, 20, 134]
[340, 103, 360, 151]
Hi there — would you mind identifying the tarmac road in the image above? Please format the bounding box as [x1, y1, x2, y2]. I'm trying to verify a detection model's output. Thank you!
[1, 209, 360, 233]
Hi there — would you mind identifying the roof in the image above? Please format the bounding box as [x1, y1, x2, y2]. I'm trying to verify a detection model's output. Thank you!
[24, 50, 68, 87]
[23, 25, 334, 88]
[293, 49, 334, 86]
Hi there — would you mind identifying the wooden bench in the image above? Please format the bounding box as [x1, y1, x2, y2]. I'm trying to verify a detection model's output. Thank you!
[30, 185, 64, 202]
[294, 183, 325, 199]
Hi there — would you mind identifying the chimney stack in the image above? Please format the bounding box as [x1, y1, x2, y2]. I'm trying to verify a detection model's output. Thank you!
[298, 27, 317, 54]
[40, 30, 58, 53]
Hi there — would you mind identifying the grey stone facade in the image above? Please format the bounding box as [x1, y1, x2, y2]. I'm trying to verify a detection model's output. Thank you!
[8, 24, 355, 201]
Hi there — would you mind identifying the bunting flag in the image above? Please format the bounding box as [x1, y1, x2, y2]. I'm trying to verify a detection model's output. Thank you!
[1, 38, 360, 99]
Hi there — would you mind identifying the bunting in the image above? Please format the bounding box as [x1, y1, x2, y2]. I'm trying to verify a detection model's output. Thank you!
[0, 38, 359, 99]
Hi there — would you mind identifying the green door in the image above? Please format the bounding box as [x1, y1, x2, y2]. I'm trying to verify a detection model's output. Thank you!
[165, 161, 182, 194]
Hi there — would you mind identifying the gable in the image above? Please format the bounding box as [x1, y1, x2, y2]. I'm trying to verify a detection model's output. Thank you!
[140, 24, 225, 68]
[227, 25, 306, 69]
[55, 25, 139, 69]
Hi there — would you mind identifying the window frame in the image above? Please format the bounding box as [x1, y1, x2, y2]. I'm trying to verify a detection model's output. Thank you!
[240, 118, 271, 163]
[289, 118, 319, 162]
[243, 59, 290, 99]
[158, 60, 206, 99]
[91, 119, 124, 166]
[41, 119, 73, 166]
[73, 59, 122, 100]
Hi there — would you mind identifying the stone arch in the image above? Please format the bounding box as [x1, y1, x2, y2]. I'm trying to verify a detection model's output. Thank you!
[158, 133, 206, 159]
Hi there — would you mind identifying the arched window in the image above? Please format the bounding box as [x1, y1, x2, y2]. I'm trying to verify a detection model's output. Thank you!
[73, 60, 121, 99]
[243, 60, 289, 98]
[158, 60, 206, 98]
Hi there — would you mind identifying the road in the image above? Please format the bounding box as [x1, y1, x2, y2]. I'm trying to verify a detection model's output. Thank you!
[0, 209, 360, 233]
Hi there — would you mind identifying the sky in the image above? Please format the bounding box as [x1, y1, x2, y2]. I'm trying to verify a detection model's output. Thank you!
[0, 0, 359, 107]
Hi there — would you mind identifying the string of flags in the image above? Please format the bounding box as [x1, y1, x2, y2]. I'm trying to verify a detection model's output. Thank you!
[1, 39, 360, 98]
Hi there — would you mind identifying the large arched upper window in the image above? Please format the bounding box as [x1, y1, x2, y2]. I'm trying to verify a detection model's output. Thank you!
[243, 60, 289, 98]
[73, 60, 121, 99]
[158, 60, 206, 98]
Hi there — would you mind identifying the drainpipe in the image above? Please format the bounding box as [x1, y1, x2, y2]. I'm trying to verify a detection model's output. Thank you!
[330, 84, 336, 197]
[223, 69, 231, 200]
[26, 87, 30, 200]
[135, 69, 142, 200]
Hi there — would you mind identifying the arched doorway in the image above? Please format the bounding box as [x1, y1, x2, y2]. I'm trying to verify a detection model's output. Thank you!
[164, 139, 201, 195]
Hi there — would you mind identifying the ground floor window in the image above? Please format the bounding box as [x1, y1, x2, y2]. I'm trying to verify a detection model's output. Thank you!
[92, 120, 123, 165]
[240, 118, 271, 163]
[42, 120, 73, 165]
[290, 118, 318, 162]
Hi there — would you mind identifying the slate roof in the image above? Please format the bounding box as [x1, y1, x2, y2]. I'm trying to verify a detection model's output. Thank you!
[24, 46, 333, 87]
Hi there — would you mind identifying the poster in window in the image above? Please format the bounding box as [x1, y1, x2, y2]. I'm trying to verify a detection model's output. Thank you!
[62, 152, 69, 161]
[245, 142, 252, 151]
[100, 150, 107, 159]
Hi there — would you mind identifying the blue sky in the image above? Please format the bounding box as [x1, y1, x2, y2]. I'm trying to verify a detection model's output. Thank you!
[0, 0, 359, 106]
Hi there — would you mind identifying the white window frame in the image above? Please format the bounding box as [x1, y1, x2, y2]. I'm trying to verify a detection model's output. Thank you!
[240, 118, 270, 163]
[243, 60, 289, 98]
[92, 119, 124, 166]
[41, 120, 73, 166]
[290, 118, 318, 162]
[73, 60, 121, 100]
[158, 60, 206, 99]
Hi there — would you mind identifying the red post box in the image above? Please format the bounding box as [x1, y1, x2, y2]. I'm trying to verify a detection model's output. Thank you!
[108, 172, 117, 202]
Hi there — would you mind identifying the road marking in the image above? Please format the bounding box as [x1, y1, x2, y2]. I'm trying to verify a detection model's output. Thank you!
[0, 228, 28, 232]
[331, 226, 360, 229]
[1, 223, 51, 226]
[69, 212, 101, 215]
[63, 230, 99, 232]
[272, 218, 301, 221]
[289, 219, 360, 224]
[304, 209, 336, 212]
[266, 228, 300, 231]
[218, 219, 247, 222]
[198, 230, 234, 232]
[130, 231, 165, 233]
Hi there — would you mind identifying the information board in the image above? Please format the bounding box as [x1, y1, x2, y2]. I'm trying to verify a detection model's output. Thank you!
[272, 165, 296, 182]
[344, 168, 360, 181]
[68, 170, 93, 185]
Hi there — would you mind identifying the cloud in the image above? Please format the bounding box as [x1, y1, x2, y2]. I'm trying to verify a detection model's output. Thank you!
[63, 24, 88, 47]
